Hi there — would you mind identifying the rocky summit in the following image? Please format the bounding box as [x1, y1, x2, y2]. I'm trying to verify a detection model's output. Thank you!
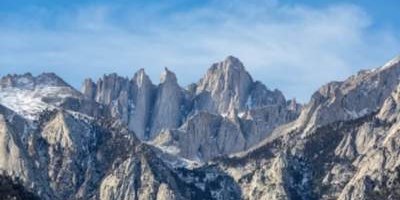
[0, 55, 400, 200]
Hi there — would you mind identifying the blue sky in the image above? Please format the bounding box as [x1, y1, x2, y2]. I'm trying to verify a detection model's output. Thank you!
[0, 0, 399, 102]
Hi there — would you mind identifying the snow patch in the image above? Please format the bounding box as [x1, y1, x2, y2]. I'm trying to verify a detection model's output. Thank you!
[0, 88, 49, 120]
[344, 108, 369, 118]
[150, 142, 203, 169]
[382, 55, 400, 69]
[221, 112, 228, 118]
[0, 86, 77, 120]
[156, 145, 181, 155]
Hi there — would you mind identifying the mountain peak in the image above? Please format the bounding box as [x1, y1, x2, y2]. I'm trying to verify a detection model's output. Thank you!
[195, 56, 254, 114]
[0, 73, 80, 120]
[81, 78, 97, 99]
[137, 68, 146, 77]
[133, 68, 152, 86]
[36, 72, 70, 87]
[160, 67, 177, 84]
[0, 72, 69, 89]
[225, 55, 243, 65]
[211, 55, 246, 73]
[201, 56, 251, 85]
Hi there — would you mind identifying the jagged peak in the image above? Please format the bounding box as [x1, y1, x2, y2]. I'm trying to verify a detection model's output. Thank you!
[82, 78, 96, 88]
[35, 72, 70, 87]
[83, 78, 94, 83]
[133, 68, 153, 86]
[0, 72, 69, 89]
[287, 98, 302, 112]
[225, 55, 244, 67]
[209, 55, 247, 74]
[136, 68, 147, 78]
[97, 73, 131, 88]
[3, 72, 33, 78]
[81, 78, 97, 99]
[101, 72, 126, 80]
[199, 56, 253, 88]
[160, 67, 177, 84]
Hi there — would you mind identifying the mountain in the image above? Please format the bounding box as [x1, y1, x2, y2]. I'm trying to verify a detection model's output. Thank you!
[82, 56, 299, 161]
[0, 55, 400, 199]
[218, 56, 400, 200]
[0, 73, 81, 120]
[0, 102, 240, 200]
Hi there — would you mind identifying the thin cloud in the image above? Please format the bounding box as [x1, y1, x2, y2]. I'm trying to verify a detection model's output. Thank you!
[0, 0, 399, 102]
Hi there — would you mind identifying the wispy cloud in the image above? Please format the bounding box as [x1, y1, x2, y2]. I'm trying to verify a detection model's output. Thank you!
[0, 0, 399, 102]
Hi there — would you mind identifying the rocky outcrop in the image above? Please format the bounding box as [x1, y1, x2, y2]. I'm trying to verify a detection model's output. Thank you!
[194, 56, 254, 114]
[93, 73, 133, 124]
[127, 69, 155, 140]
[81, 78, 97, 100]
[149, 69, 185, 139]
[82, 70, 156, 140]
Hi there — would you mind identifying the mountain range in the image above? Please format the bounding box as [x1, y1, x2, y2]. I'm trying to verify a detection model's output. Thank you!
[0, 55, 399, 200]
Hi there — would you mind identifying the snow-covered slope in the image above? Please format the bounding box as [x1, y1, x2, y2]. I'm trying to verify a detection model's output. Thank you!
[0, 73, 81, 120]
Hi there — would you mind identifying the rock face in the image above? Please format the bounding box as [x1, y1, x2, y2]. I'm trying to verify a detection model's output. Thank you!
[153, 112, 246, 161]
[128, 69, 155, 140]
[2, 55, 400, 200]
[150, 69, 185, 139]
[83, 71, 156, 140]
[82, 56, 299, 160]
[194, 56, 254, 114]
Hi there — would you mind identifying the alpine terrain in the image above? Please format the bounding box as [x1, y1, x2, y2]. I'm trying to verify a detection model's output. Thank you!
[0, 55, 400, 200]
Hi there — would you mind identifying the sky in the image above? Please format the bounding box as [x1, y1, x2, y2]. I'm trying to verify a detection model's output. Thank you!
[0, 0, 399, 102]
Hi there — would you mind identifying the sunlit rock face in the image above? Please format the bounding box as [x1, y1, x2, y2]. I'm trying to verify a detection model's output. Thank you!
[149, 68, 185, 139]
[194, 56, 254, 114]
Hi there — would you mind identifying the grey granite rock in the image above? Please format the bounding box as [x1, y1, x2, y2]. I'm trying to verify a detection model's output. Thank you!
[80, 56, 299, 161]
[149, 68, 184, 139]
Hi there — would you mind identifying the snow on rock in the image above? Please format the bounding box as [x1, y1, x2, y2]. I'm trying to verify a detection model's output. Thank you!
[0, 73, 80, 120]
[0, 86, 78, 120]
[382, 55, 400, 69]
